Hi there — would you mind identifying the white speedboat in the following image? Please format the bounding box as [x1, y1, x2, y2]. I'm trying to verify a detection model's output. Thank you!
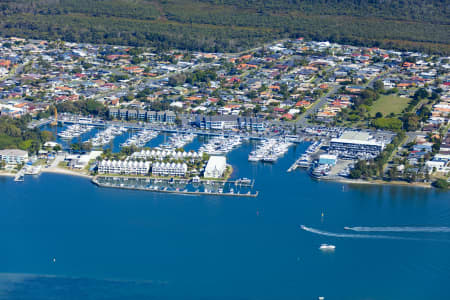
[319, 244, 336, 251]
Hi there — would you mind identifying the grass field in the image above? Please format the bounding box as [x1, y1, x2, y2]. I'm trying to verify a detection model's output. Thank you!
[370, 94, 411, 117]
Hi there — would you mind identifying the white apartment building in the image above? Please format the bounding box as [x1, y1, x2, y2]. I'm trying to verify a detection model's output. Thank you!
[0, 149, 28, 165]
[151, 162, 187, 177]
[98, 160, 150, 175]
[133, 149, 201, 160]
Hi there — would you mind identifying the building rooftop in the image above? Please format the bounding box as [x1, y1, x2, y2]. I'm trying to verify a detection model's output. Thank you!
[339, 131, 372, 142]
[0, 149, 28, 157]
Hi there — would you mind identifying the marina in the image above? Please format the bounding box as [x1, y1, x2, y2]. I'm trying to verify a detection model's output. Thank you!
[88, 126, 128, 147]
[248, 138, 293, 162]
[287, 153, 312, 172]
[158, 133, 196, 150]
[57, 124, 94, 140]
[92, 176, 258, 197]
[120, 129, 158, 148]
[199, 135, 242, 155]
[0, 141, 448, 300]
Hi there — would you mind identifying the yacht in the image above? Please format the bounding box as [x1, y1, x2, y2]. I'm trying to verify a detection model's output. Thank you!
[88, 126, 127, 147]
[319, 244, 336, 251]
[199, 135, 241, 155]
[248, 138, 292, 162]
[310, 164, 331, 178]
[297, 154, 312, 168]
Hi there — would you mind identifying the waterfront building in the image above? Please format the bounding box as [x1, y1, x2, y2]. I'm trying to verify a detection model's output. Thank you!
[0, 149, 28, 165]
[138, 110, 147, 120]
[109, 109, 176, 123]
[127, 109, 138, 120]
[98, 160, 150, 175]
[204, 156, 226, 178]
[151, 162, 187, 177]
[132, 149, 201, 160]
[318, 154, 337, 165]
[425, 155, 450, 175]
[329, 131, 385, 158]
[195, 115, 264, 131]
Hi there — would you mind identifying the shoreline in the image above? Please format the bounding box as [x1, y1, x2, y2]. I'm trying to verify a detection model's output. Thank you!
[0, 172, 15, 177]
[2, 167, 436, 190]
[321, 176, 432, 189]
[41, 167, 93, 179]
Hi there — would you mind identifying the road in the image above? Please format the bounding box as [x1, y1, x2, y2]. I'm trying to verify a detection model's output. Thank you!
[297, 84, 339, 127]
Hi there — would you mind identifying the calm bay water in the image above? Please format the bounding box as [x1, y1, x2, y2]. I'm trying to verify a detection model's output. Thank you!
[0, 140, 449, 299]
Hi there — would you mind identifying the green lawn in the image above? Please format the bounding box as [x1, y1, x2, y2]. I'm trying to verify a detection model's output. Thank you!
[370, 94, 410, 117]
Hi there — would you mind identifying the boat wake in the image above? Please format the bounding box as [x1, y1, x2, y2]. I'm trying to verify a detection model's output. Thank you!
[299, 225, 446, 242]
[344, 226, 450, 233]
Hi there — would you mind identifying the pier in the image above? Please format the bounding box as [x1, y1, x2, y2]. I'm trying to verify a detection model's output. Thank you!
[92, 176, 259, 197]
[14, 170, 24, 182]
[287, 158, 301, 172]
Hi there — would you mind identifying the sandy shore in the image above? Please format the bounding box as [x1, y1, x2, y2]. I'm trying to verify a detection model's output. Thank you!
[323, 177, 432, 189]
[0, 172, 15, 177]
[42, 167, 93, 179]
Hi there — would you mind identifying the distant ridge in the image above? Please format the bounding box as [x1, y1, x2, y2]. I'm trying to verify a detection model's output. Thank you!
[0, 0, 448, 53]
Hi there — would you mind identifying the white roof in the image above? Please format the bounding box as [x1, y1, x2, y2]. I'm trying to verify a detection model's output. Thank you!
[319, 154, 337, 160]
[0, 149, 28, 157]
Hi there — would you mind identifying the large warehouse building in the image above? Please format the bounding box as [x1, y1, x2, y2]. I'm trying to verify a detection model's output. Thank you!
[329, 131, 386, 159]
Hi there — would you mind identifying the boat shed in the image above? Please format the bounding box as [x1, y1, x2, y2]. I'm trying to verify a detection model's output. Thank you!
[319, 154, 337, 166]
[204, 156, 227, 178]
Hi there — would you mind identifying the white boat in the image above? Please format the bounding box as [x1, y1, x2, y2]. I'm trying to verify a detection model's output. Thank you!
[319, 244, 336, 251]
[248, 138, 292, 162]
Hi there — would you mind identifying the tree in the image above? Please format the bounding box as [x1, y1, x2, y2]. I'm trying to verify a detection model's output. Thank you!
[388, 167, 397, 181]
[40, 130, 54, 143]
[433, 178, 449, 189]
[413, 88, 429, 100]
[373, 80, 384, 92]
[81, 142, 92, 152]
[175, 116, 182, 127]
[349, 169, 362, 179]
[372, 117, 402, 130]
[402, 114, 420, 131]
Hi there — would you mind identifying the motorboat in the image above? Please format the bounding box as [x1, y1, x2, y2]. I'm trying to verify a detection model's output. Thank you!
[319, 244, 336, 251]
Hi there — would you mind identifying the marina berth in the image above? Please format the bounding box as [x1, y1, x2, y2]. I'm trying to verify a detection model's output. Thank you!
[199, 135, 242, 155]
[298, 154, 312, 168]
[88, 126, 127, 147]
[248, 138, 292, 162]
[159, 133, 196, 150]
[305, 140, 322, 154]
[57, 124, 94, 139]
[92, 176, 258, 197]
[310, 164, 331, 178]
[120, 130, 158, 148]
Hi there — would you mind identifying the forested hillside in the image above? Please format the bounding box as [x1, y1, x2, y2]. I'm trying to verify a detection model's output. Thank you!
[0, 0, 448, 53]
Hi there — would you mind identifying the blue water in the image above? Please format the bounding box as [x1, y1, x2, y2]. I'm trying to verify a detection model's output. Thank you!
[1, 141, 449, 299]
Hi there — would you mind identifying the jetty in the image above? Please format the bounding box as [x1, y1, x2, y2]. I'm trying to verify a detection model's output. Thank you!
[92, 176, 259, 197]
[287, 158, 301, 172]
[14, 169, 24, 182]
